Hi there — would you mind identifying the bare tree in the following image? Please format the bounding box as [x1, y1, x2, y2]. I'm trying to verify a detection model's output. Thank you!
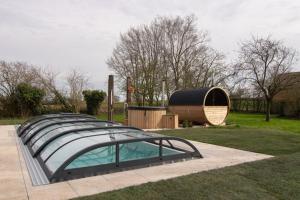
[66, 69, 88, 112]
[0, 60, 89, 115]
[0, 61, 42, 116]
[0, 61, 40, 97]
[160, 15, 209, 90]
[235, 36, 297, 121]
[107, 19, 165, 105]
[36, 68, 73, 112]
[107, 15, 228, 105]
[191, 48, 229, 88]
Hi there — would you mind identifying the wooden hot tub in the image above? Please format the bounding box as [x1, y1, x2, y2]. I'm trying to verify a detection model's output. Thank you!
[127, 106, 167, 129]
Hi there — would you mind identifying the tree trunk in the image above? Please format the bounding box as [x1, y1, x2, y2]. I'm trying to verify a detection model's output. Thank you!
[265, 99, 271, 122]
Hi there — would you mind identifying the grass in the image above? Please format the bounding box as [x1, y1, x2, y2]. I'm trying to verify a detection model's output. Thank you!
[96, 113, 124, 123]
[0, 113, 125, 125]
[0, 118, 26, 125]
[158, 128, 300, 156]
[0, 111, 299, 199]
[74, 113, 300, 200]
[227, 112, 300, 134]
[98, 112, 300, 134]
[76, 152, 300, 200]
[1, 111, 299, 133]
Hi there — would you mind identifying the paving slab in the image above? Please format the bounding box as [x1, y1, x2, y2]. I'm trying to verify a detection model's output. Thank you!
[67, 175, 113, 197]
[0, 125, 273, 200]
[0, 126, 28, 200]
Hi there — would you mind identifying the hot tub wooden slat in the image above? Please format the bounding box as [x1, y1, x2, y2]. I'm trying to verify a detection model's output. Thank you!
[128, 108, 166, 129]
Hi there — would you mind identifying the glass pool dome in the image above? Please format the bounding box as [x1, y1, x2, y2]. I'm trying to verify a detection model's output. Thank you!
[17, 113, 202, 183]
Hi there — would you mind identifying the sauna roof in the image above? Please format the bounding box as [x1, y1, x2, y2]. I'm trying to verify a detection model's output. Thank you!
[169, 87, 229, 106]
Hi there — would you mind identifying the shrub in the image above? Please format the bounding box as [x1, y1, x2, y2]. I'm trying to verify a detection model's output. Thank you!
[82, 90, 106, 115]
[182, 120, 193, 128]
[0, 95, 19, 117]
[182, 120, 189, 128]
[15, 83, 45, 116]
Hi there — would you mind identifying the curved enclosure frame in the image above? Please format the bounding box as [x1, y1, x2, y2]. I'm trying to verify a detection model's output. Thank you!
[18, 113, 97, 137]
[17, 114, 202, 183]
[168, 87, 230, 125]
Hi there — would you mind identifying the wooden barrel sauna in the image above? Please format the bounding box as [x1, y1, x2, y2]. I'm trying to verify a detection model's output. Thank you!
[168, 87, 230, 125]
[127, 106, 167, 129]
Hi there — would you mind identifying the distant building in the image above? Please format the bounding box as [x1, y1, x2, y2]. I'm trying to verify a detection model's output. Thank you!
[273, 72, 300, 117]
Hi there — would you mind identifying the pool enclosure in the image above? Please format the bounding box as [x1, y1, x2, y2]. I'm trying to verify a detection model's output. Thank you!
[17, 113, 202, 183]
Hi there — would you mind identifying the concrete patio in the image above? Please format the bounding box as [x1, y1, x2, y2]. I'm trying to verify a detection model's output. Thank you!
[0, 125, 273, 200]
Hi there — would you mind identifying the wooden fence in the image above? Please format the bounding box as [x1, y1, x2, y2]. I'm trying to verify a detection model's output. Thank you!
[230, 98, 266, 113]
[230, 97, 300, 117]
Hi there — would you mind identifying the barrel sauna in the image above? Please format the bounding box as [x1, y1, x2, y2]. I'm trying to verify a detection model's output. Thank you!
[168, 87, 230, 125]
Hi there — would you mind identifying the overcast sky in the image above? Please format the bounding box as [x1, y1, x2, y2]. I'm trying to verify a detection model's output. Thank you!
[1, 0, 299, 91]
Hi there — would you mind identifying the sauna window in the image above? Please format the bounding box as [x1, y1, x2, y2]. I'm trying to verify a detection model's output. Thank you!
[205, 89, 228, 106]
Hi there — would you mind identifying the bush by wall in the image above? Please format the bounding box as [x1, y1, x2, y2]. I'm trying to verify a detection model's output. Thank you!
[82, 90, 106, 115]
[15, 83, 45, 116]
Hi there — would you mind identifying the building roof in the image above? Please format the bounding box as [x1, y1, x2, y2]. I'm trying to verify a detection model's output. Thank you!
[274, 71, 300, 102]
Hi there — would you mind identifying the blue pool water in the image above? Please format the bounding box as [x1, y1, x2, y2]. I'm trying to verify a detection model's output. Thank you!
[66, 141, 183, 169]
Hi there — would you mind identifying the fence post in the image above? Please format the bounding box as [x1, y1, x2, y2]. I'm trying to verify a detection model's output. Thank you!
[108, 75, 114, 121]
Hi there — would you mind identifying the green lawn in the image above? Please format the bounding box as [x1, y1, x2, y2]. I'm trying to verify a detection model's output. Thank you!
[0, 113, 125, 125]
[76, 152, 300, 200]
[0, 118, 26, 125]
[96, 113, 124, 123]
[0, 111, 299, 199]
[158, 128, 300, 156]
[227, 112, 300, 134]
[74, 113, 300, 200]
[1, 112, 299, 133]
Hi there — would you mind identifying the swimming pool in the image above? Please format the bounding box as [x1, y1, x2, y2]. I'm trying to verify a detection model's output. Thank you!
[17, 113, 202, 183]
[66, 141, 184, 169]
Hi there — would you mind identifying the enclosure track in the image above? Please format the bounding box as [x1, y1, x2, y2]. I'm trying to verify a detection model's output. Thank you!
[18, 133, 50, 186]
